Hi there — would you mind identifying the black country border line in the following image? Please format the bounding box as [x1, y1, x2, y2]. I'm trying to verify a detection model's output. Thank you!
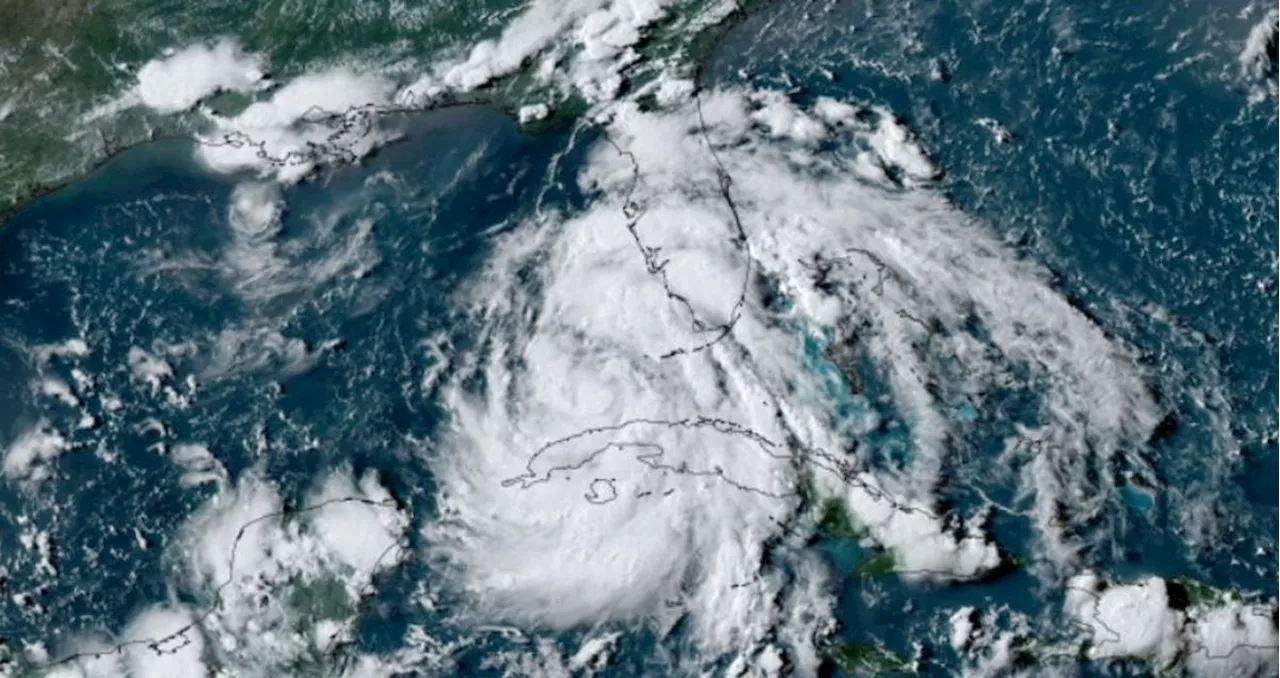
[10, 72, 1264, 676]
[600, 90, 753, 361]
[499, 415, 1013, 586]
[1060, 581, 1280, 667]
[29, 495, 408, 672]
[501, 91, 1020, 586]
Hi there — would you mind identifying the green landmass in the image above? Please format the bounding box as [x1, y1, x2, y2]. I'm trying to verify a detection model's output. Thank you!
[0, 0, 527, 217]
[0, 0, 768, 221]
[819, 496, 866, 538]
[288, 572, 354, 621]
[851, 551, 896, 579]
[826, 642, 914, 676]
[1169, 576, 1234, 608]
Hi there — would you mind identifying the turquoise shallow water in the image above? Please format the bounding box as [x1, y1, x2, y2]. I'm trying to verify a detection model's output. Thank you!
[0, 2, 1275, 675]
[701, 0, 1277, 670]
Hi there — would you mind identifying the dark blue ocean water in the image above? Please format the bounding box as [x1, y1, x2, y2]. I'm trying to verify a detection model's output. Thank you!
[703, 0, 1277, 672]
[0, 106, 598, 667]
[0, 1, 1274, 675]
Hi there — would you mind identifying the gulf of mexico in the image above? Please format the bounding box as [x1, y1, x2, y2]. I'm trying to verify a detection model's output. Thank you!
[0, 103, 589, 660]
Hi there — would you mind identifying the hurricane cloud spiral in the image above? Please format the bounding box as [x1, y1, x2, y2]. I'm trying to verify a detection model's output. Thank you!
[421, 88, 1169, 669]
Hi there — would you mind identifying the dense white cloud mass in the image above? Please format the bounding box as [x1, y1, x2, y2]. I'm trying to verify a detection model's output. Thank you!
[432, 0, 674, 101]
[1066, 571, 1279, 676]
[120, 607, 209, 678]
[1241, 7, 1279, 74]
[136, 39, 268, 114]
[2, 424, 69, 482]
[422, 87, 1167, 668]
[1065, 573, 1186, 665]
[10, 1, 1270, 674]
[38, 469, 408, 677]
[196, 70, 398, 183]
[1240, 6, 1278, 101]
[129, 0, 718, 184]
[16, 66, 1234, 672]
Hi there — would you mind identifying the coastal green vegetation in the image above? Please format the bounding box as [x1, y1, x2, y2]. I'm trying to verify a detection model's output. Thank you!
[826, 641, 914, 676]
[0, 0, 764, 219]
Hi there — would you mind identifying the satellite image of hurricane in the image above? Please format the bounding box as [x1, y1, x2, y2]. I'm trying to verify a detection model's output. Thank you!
[0, 0, 1276, 676]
